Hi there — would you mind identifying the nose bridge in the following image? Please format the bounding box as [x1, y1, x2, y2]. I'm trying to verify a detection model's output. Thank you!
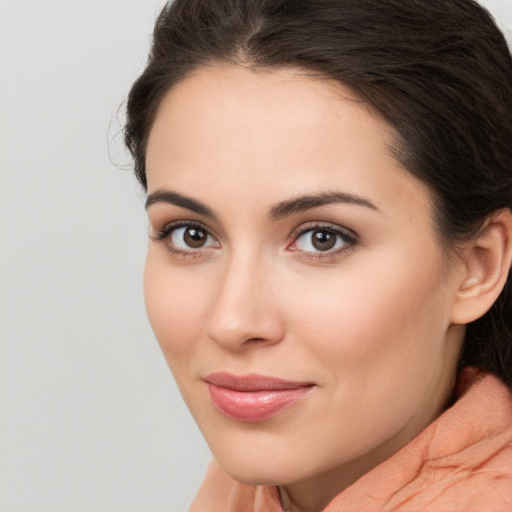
[206, 247, 283, 349]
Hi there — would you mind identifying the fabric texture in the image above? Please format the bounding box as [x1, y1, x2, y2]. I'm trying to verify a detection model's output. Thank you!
[189, 368, 512, 511]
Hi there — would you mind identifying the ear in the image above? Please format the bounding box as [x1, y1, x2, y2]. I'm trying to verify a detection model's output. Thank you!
[451, 209, 512, 325]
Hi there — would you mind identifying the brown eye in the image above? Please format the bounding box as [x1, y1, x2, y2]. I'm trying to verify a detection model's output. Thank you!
[183, 227, 207, 248]
[293, 226, 356, 255]
[166, 225, 218, 251]
[311, 230, 336, 251]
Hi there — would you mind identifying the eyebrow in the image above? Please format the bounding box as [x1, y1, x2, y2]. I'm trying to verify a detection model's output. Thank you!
[145, 189, 216, 217]
[145, 188, 379, 219]
[269, 191, 379, 220]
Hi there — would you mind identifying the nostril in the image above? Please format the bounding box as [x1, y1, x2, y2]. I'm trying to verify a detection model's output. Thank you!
[245, 337, 268, 344]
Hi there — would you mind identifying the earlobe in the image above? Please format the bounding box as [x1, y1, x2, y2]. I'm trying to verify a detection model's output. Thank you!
[451, 209, 512, 325]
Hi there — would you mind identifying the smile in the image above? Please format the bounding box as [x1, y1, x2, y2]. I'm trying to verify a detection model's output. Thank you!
[204, 372, 315, 422]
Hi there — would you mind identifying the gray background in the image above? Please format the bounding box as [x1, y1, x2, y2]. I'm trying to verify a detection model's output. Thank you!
[0, 0, 510, 511]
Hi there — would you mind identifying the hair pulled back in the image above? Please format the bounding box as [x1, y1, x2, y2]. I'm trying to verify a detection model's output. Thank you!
[125, 0, 512, 385]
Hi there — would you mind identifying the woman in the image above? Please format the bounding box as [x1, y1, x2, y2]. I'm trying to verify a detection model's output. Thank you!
[124, 0, 512, 510]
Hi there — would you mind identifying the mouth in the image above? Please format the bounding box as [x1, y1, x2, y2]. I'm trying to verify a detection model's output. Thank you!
[204, 372, 315, 423]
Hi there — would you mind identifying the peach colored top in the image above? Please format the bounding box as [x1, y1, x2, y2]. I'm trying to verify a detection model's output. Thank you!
[189, 368, 512, 511]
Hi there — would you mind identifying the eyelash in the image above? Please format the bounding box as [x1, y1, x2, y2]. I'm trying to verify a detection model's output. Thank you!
[288, 223, 358, 260]
[152, 220, 358, 260]
[151, 220, 219, 259]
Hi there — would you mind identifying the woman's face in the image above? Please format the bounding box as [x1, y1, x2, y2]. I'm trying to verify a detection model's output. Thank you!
[144, 65, 465, 494]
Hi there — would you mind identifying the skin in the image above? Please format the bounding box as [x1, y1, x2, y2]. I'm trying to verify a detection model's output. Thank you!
[143, 65, 469, 512]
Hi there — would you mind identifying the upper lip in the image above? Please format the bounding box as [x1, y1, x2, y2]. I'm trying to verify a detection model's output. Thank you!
[204, 372, 314, 391]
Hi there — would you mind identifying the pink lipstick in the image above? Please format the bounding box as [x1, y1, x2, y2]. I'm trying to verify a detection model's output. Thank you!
[204, 372, 314, 422]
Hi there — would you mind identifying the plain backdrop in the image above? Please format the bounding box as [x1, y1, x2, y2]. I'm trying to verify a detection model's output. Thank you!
[0, 1, 511, 511]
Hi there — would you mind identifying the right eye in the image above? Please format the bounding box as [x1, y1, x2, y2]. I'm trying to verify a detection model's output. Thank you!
[170, 225, 216, 249]
[153, 222, 220, 255]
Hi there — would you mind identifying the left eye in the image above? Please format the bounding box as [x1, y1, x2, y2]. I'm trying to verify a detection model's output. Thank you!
[294, 228, 353, 253]
[169, 225, 218, 250]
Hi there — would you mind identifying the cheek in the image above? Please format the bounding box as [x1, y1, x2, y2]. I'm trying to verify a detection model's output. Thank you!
[289, 249, 450, 383]
[143, 251, 208, 370]
[279, 254, 453, 458]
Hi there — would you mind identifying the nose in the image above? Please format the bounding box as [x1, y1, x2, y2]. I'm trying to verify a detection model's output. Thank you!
[206, 254, 285, 351]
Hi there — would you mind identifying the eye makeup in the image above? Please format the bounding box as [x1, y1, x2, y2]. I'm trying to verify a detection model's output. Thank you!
[151, 218, 359, 262]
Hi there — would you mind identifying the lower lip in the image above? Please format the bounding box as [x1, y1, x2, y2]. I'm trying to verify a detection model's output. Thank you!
[207, 384, 312, 422]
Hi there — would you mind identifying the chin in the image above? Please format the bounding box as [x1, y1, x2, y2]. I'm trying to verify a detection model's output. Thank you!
[210, 442, 311, 487]
[220, 462, 292, 487]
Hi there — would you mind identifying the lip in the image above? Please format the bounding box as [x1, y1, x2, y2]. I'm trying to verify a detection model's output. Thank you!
[204, 372, 314, 422]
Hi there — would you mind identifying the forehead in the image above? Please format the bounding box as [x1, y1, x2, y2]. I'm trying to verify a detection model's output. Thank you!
[145, 64, 431, 221]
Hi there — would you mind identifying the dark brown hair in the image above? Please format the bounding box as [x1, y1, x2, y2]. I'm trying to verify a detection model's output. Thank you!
[125, 0, 512, 385]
